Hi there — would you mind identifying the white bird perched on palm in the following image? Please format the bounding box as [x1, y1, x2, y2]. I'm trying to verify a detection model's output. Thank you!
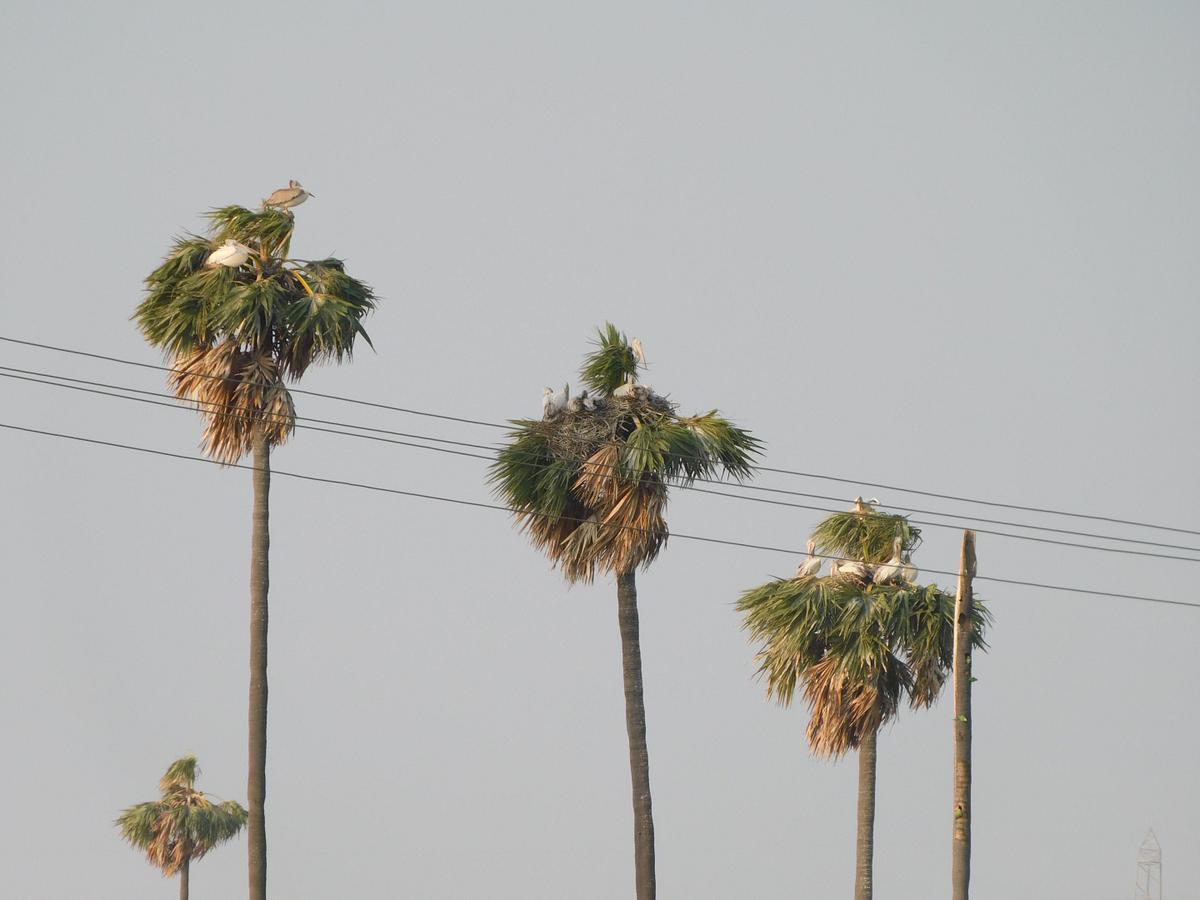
[873, 536, 904, 584]
[830, 558, 870, 581]
[900, 553, 918, 584]
[542, 384, 569, 418]
[631, 337, 647, 368]
[794, 539, 822, 579]
[204, 239, 254, 269]
[851, 496, 880, 514]
[263, 180, 314, 210]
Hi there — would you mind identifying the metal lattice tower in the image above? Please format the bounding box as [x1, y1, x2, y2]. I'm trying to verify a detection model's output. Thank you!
[1133, 829, 1161, 900]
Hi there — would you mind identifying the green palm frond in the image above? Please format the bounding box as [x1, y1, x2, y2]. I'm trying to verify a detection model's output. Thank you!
[580, 323, 640, 395]
[813, 511, 920, 564]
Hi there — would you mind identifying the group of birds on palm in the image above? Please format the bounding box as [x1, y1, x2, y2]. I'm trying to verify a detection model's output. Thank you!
[202, 180, 314, 269]
[794, 497, 919, 584]
[540, 338, 653, 419]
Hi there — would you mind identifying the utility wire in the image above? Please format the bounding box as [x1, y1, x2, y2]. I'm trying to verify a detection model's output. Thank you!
[0, 420, 1194, 610]
[6, 368, 1200, 565]
[4, 333, 1198, 538]
[9, 363, 1199, 553]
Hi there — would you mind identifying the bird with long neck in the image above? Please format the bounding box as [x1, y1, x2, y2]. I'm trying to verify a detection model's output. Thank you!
[873, 536, 903, 584]
[794, 538, 822, 579]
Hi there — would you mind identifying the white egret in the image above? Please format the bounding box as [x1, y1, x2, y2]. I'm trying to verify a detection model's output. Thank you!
[263, 180, 314, 210]
[874, 537, 903, 584]
[794, 539, 822, 578]
[900, 553, 918, 584]
[204, 239, 254, 269]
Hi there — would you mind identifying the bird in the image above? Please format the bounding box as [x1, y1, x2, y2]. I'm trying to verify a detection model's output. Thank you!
[580, 390, 595, 411]
[204, 239, 254, 268]
[900, 553, 918, 584]
[873, 537, 904, 584]
[631, 337, 647, 367]
[830, 558, 870, 581]
[612, 381, 636, 398]
[263, 180, 314, 210]
[567, 394, 584, 413]
[851, 496, 880, 514]
[794, 539, 822, 579]
[541, 384, 569, 418]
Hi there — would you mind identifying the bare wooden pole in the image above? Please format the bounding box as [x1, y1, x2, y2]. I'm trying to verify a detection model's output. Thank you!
[952, 530, 977, 900]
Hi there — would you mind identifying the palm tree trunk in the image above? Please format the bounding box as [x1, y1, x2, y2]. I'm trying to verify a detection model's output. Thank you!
[616, 570, 656, 900]
[854, 727, 878, 900]
[952, 531, 978, 900]
[248, 426, 270, 900]
[179, 858, 190, 900]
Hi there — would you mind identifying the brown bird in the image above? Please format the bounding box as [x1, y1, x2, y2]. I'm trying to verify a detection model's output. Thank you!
[263, 180, 314, 210]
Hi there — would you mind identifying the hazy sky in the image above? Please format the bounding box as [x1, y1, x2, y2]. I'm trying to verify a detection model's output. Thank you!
[2, 3, 1198, 898]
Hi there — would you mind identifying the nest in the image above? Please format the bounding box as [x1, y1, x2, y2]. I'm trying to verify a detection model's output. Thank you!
[537, 389, 676, 464]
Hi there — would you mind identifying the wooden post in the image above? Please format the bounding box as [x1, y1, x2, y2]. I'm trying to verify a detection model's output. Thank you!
[952, 531, 977, 900]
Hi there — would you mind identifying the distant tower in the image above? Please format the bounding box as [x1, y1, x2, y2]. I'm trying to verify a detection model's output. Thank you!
[1133, 829, 1161, 900]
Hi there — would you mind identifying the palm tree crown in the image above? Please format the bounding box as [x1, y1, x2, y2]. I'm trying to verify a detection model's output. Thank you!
[489, 323, 760, 581]
[134, 205, 377, 462]
[738, 511, 989, 754]
[116, 755, 247, 877]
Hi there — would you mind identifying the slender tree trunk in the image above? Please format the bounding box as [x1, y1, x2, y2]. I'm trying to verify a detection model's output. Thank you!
[952, 531, 978, 900]
[179, 858, 189, 900]
[248, 426, 270, 900]
[855, 727, 878, 900]
[616, 570, 656, 900]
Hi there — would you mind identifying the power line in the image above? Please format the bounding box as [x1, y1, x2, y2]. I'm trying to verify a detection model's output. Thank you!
[6, 367, 1200, 566]
[0, 419, 1195, 611]
[10, 363, 1199, 553]
[4, 332, 1198, 538]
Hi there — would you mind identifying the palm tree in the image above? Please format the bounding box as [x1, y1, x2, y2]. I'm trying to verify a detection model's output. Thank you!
[117, 755, 248, 900]
[134, 203, 377, 900]
[490, 324, 759, 899]
[738, 511, 988, 900]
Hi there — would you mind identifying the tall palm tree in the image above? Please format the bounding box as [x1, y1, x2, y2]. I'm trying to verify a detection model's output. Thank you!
[490, 324, 759, 899]
[117, 755, 248, 900]
[738, 511, 988, 900]
[134, 204, 377, 900]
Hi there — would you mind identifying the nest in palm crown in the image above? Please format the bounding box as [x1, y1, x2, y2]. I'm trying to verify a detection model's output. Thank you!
[506, 389, 678, 583]
[491, 324, 759, 584]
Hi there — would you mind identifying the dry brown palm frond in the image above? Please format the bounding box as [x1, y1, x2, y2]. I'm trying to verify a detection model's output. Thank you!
[168, 342, 295, 464]
[571, 442, 668, 580]
[802, 656, 904, 757]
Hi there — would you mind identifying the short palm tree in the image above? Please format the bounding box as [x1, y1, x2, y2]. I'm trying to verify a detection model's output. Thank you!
[490, 324, 759, 900]
[117, 755, 248, 900]
[738, 511, 988, 900]
[134, 204, 376, 900]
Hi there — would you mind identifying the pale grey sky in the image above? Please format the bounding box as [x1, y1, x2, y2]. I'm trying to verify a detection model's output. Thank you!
[1, 3, 1197, 898]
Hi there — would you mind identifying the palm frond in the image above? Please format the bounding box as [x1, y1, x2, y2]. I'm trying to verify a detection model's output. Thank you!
[580, 323, 640, 395]
[813, 511, 920, 564]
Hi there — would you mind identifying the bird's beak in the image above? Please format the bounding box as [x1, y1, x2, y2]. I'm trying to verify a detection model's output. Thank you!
[308, 191, 317, 198]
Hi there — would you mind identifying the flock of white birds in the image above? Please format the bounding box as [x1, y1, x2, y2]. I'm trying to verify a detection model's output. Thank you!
[795, 497, 919, 584]
[202, 180, 313, 269]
